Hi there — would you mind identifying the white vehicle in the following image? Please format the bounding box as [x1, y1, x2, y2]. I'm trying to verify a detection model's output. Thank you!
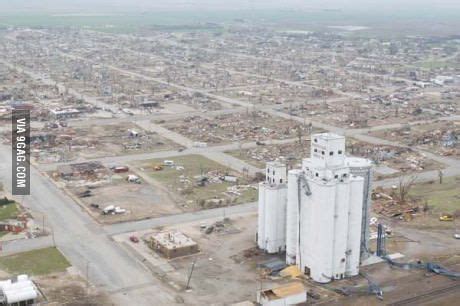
[114, 207, 126, 214]
[103, 205, 115, 215]
[454, 233, 460, 239]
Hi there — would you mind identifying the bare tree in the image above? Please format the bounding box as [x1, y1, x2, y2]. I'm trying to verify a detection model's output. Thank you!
[296, 125, 303, 144]
[397, 175, 417, 204]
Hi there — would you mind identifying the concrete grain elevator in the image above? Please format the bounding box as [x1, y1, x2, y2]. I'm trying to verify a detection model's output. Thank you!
[257, 133, 372, 283]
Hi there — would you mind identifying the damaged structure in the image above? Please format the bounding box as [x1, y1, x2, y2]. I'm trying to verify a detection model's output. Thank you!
[149, 231, 199, 259]
[257, 133, 373, 283]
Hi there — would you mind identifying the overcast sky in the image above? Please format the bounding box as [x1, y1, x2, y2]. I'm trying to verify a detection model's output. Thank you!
[1, 0, 459, 13]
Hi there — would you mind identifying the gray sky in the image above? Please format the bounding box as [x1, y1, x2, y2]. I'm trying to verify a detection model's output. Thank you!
[1, 0, 459, 12]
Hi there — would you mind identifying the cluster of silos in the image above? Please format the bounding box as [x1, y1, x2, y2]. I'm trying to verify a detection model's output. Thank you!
[257, 133, 373, 284]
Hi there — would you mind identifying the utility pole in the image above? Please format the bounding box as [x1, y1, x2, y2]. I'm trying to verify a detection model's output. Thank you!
[186, 257, 197, 290]
[86, 261, 90, 298]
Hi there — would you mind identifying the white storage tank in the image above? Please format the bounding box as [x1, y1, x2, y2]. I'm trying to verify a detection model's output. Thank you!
[257, 182, 266, 249]
[257, 161, 288, 254]
[286, 169, 302, 265]
[346, 177, 365, 276]
[348, 157, 373, 261]
[264, 186, 287, 253]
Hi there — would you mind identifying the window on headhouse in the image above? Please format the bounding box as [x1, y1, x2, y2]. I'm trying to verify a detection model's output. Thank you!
[321, 151, 325, 155]
[330, 151, 334, 156]
[314, 148, 317, 153]
[338, 150, 343, 154]
[315, 172, 319, 177]
[314, 138, 317, 143]
[280, 179, 283, 183]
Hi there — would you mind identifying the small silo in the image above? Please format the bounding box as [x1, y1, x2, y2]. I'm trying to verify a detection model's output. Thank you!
[257, 161, 288, 254]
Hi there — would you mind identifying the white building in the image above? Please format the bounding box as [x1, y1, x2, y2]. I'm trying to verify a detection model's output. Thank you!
[0, 275, 38, 306]
[257, 161, 288, 254]
[257, 133, 372, 283]
[257, 282, 307, 306]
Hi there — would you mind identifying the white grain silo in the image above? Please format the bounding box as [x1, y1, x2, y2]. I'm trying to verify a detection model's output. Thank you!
[286, 169, 302, 265]
[285, 133, 368, 283]
[348, 157, 373, 261]
[257, 161, 288, 254]
[257, 182, 266, 250]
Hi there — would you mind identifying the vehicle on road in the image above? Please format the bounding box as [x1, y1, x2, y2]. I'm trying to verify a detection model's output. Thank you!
[129, 236, 139, 243]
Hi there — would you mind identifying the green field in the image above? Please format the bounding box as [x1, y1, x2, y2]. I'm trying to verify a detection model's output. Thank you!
[0, 202, 19, 221]
[0, 247, 70, 276]
[139, 154, 257, 207]
[410, 176, 460, 213]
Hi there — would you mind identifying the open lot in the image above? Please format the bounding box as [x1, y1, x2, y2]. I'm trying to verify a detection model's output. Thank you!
[226, 140, 310, 169]
[31, 122, 178, 163]
[280, 98, 440, 128]
[410, 176, 460, 214]
[51, 162, 180, 224]
[36, 271, 113, 306]
[372, 175, 460, 230]
[134, 154, 258, 211]
[216, 82, 336, 105]
[0, 201, 19, 221]
[371, 120, 460, 158]
[0, 247, 70, 276]
[162, 111, 311, 146]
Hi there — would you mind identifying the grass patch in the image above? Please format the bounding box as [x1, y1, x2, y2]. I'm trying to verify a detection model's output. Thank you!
[410, 176, 460, 213]
[0, 247, 70, 276]
[0, 202, 19, 221]
[145, 155, 232, 185]
[139, 154, 257, 206]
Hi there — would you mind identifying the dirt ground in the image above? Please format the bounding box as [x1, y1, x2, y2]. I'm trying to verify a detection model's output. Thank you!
[70, 172, 181, 224]
[370, 120, 460, 159]
[36, 270, 113, 305]
[226, 140, 310, 169]
[280, 99, 440, 128]
[31, 122, 178, 164]
[162, 111, 311, 146]
[226, 137, 442, 180]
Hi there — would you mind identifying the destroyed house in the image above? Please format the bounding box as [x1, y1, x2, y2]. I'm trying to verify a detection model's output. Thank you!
[57, 162, 106, 179]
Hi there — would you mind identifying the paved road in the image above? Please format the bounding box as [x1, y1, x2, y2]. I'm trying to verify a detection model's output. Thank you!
[105, 202, 257, 236]
[0, 144, 177, 305]
[1, 236, 54, 256]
